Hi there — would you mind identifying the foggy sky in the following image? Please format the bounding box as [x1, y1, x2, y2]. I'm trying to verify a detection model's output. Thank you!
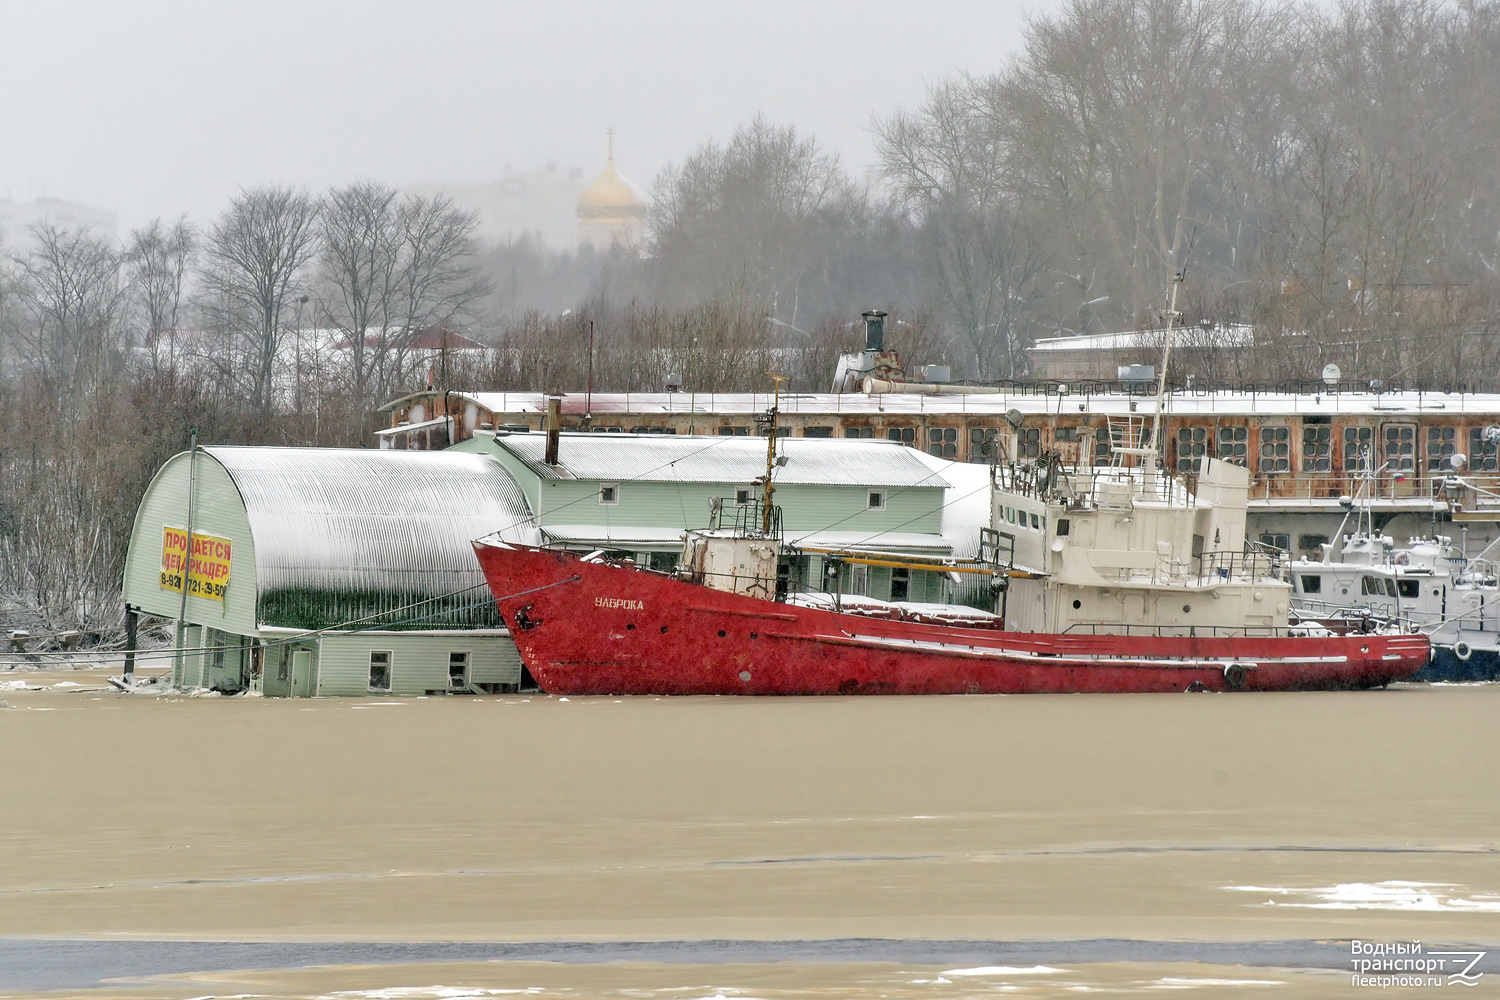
[0, 0, 1046, 232]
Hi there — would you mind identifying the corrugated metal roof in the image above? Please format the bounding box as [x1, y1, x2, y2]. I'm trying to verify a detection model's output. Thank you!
[437, 389, 1500, 418]
[204, 447, 538, 624]
[494, 434, 950, 489]
[1029, 324, 1255, 353]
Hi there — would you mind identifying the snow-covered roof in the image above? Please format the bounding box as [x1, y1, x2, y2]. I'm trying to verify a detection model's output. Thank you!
[492, 433, 950, 489]
[411, 388, 1500, 420]
[205, 447, 538, 600]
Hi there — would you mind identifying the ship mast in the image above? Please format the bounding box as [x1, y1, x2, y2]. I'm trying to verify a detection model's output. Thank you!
[1147, 270, 1185, 474]
[760, 374, 789, 534]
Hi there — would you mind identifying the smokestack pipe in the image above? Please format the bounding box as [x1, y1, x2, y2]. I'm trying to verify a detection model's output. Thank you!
[545, 394, 561, 465]
[862, 310, 887, 352]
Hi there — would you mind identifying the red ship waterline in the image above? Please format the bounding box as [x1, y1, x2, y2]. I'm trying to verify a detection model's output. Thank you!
[474, 541, 1429, 695]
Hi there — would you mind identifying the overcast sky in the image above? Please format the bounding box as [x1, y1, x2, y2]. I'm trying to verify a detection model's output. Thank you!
[0, 0, 1049, 231]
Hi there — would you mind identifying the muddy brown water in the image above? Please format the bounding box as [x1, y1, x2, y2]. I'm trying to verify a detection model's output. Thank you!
[1, 665, 1497, 997]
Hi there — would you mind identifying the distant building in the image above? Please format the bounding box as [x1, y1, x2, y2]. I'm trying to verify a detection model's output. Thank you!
[1027, 324, 1253, 381]
[575, 131, 647, 252]
[404, 162, 586, 249]
[0, 197, 117, 253]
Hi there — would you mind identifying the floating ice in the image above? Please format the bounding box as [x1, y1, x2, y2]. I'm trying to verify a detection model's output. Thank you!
[941, 966, 1063, 976]
[1227, 880, 1500, 911]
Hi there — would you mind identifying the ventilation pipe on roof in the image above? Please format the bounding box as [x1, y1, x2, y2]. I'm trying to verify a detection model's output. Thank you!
[862, 310, 887, 352]
[545, 394, 562, 466]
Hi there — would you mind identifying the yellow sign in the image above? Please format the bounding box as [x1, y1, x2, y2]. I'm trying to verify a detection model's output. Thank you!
[160, 527, 233, 601]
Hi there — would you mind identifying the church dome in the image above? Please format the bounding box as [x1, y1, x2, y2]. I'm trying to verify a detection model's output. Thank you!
[577, 158, 647, 221]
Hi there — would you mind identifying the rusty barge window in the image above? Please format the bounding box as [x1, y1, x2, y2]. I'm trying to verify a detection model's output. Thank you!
[1177, 426, 1208, 473]
[1259, 426, 1291, 474]
[1094, 426, 1113, 465]
[803, 426, 833, 438]
[1470, 426, 1500, 472]
[1018, 426, 1041, 459]
[368, 651, 392, 692]
[1427, 425, 1456, 471]
[1383, 424, 1416, 474]
[887, 426, 916, 445]
[928, 426, 957, 458]
[846, 426, 874, 438]
[1216, 426, 1248, 466]
[1302, 421, 1332, 472]
[969, 426, 1000, 463]
[1344, 426, 1374, 473]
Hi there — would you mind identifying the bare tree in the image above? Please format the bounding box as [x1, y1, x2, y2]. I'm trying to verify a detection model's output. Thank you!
[200, 187, 320, 412]
[649, 115, 858, 319]
[124, 216, 196, 371]
[10, 223, 126, 382]
[877, 78, 1045, 377]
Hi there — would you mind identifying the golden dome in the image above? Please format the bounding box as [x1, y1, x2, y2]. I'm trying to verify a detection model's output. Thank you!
[577, 157, 646, 220]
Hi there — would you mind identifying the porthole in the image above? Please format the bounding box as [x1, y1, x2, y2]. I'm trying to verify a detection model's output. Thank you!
[660, 626, 669, 633]
[718, 630, 727, 638]
[1072, 600, 1082, 610]
[626, 624, 635, 631]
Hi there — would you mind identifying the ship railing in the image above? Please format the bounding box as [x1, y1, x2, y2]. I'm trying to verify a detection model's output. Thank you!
[1193, 547, 1286, 584]
[707, 497, 783, 540]
[1060, 622, 1292, 638]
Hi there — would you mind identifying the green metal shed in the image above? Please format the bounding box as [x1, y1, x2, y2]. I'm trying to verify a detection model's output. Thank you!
[121, 446, 538, 696]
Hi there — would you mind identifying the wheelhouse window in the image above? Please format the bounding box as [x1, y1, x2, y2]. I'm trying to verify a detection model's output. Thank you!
[1177, 426, 1209, 474]
[1299, 575, 1322, 594]
[1216, 426, 1248, 466]
[1397, 579, 1420, 599]
[1302, 419, 1332, 473]
[368, 651, 392, 691]
[599, 483, 619, 504]
[1259, 426, 1291, 474]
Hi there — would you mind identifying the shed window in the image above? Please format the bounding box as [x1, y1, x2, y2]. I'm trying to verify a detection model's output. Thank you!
[369, 651, 392, 691]
[448, 651, 470, 690]
[734, 488, 753, 505]
[890, 567, 910, 602]
[599, 483, 619, 504]
[868, 490, 886, 510]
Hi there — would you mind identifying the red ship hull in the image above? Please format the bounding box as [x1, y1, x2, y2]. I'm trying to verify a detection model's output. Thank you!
[474, 542, 1429, 695]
